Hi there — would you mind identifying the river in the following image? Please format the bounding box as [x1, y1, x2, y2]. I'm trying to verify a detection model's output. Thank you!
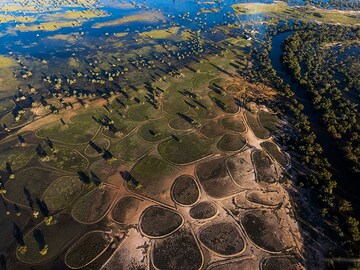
[269, 31, 360, 215]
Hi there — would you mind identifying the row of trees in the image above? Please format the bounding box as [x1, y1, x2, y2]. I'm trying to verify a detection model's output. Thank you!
[281, 24, 360, 174]
[285, 0, 360, 10]
[250, 21, 360, 268]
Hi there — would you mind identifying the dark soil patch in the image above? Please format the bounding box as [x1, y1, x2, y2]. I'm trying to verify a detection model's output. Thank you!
[153, 228, 202, 270]
[171, 175, 199, 205]
[112, 196, 141, 224]
[140, 206, 182, 237]
[220, 116, 246, 133]
[252, 150, 278, 184]
[169, 117, 194, 130]
[241, 210, 288, 252]
[72, 187, 116, 223]
[189, 201, 217, 220]
[218, 134, 246, 152]
[196, 157, 242, 199]
[65, 231, 110, 269]
[199, 121, 225, 138]
[199, 222, 245, 255]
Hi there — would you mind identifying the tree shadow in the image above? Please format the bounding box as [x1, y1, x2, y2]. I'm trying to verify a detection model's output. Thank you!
[120, 171, 139, 186]
[77, 170, 91, 185]
[23, 187, 33, 210]
[0, 254, 6, 270]
[17, 134, 25, 144]
[13, 223, 24, 246]
[36, 198, 49, 217]
[5, 163, 12, 175]
[33, 229, 45, 250]
[177, 113, 193, 124]
[88, 140, 102, 154]
[89, 170, 101, 186]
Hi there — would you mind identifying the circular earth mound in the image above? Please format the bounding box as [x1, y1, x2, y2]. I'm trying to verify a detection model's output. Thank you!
[246, 190, 282, 207]
[199, 222, 245, 256]
[84, 138, 110, 157]
[171, 175, 199, 205]
[220, 116, 246, 133]
[112, 196, 141, 224]
[261, 141, 288, 167]
[218, 134, 246, 152]
[252, 150, 278, 184]
[189, 201, 217, 220]
[72, 187, 117, 224]
[89, 158, 121, 181]
[158, 132, 213, 164]
[262, 256, 300, 270]
[241, 210, 289, 252]
[42, 175, 83, 210]
[196, 157, 242, 199]
[140, 206, 183, 237]
[199, 121, 225, 138]
[65, 231, 110, 269]
[153, 228, 202, 270]
[17, 213, 86, 264]
[169, 117, 195, 131]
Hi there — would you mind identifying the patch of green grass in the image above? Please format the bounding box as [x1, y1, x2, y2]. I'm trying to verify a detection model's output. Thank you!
[108, 132, 153, 162]
[258, 111, 280, 133]
[220, 116, 246, 133]
[210, 78, 232, 90]
[4, 167, 65, 207]
[138, 119, 173, 142]
[244, 111, 270, 139]
[191, 96, 220, 120]
[37, 108, 104, 144]
[72, 186, 116, 224]
[42, 176, 84, 210]
[102, 112, 139, 138]
[260, 141, 288, 167]
[129, 156, 179, 204]
[163, 91, 189, 115]
[0, 99, 15, 115]
[128, 104, 163, 122]
[41, 145, 88, 172]
[208, 92, 239, 114]
[0, 136, 37, 171]
[192, 73, 213, 90]
[17, 213, 87, 264]
[0, 202, 30, 252]
[1, 109, 32, 128]
[158, 132, 213, 164]
[89, 159, 121, 182]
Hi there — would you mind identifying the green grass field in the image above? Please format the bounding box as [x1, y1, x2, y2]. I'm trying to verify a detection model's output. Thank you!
[42, 176, 84, 210]
[158, 132, 213, 164]
[17, 213, 87, 264]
